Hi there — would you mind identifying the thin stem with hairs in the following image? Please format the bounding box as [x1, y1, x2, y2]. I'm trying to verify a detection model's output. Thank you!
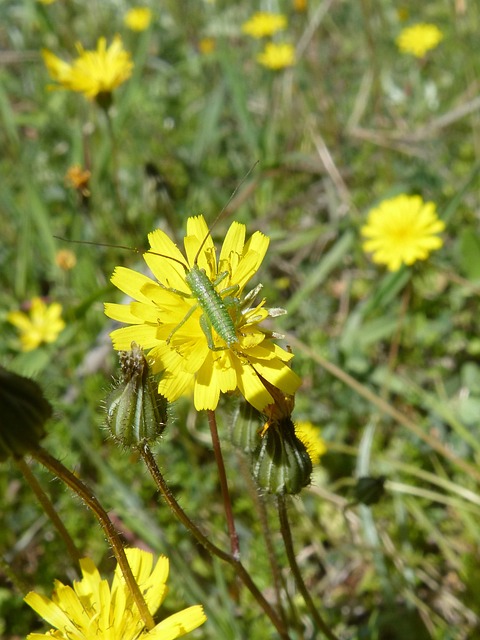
[140, 442, 291, 640]
[31, 447, 155, 631]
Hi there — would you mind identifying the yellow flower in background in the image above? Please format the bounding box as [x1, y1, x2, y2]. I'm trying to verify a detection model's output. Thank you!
[7, 297, 65, 352]
[293, 0, 308, 12]
[242, 12, 287, 38]
[124, 7, 152, 31]
[104, 215, 301, 412]
[257, 43, 295, 70]
[361, 194, 445, 271]
[55, 249, 77, 271]
[65, 163, 91, 195]
[42, 36, 133, 100]
[396, 23, 443, 58]
[38, 0, 57, 4]
[24, 548, 206, 639]
[199, 37, 216, 55]
[295, 421, 327, 465]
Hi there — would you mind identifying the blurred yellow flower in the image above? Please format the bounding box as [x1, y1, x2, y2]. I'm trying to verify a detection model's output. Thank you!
[104, 215, 301, 412]
[295, 421, 327, 464]
[293, 0, 308, 12]
[42, 36, 133, 100]
[124, 7, 152, 31]
[24, 548, 206, 639]
[199, 37, 216, 54]
[396, 23, 443, 58]
[65, 163, 91, 196]
[38, 0, 57, 4]
[55, 249, 77, 271]
[257, 42, 295, 69]
[242, 12, 287, 38]
[361, 194, 445, 271]
[7, 297, 65, 352]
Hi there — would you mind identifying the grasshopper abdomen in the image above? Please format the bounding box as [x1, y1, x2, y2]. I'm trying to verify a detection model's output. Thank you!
[185, 265, 238, 347]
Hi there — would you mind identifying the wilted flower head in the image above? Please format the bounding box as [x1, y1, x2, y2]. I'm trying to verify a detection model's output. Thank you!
[7, 297, 65, 352]
[42, 36, 133, 101]
[257, 43, 295, 69]
[124, 7, 153, 31]
[24, 547, 206, 639]
[361, 194, 445, 271]
[104, 215, 301, 412]
[65, 164, 91, 196]
[242, 12, 287, 38]
[396, 23, 443, 58]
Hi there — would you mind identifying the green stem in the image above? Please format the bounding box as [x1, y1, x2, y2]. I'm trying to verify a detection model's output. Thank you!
[32, 447, 155, 631]
[141, 442, 290, 639]
[206, 409, 240, 558]
[277, 495, 339, 640]
[16, 457, 82, 566]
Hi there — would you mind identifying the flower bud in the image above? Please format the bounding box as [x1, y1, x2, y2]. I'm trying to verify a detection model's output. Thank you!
[231, 402, 260, 453]
[0, 366, 51, 461]
[106, 344, 167, 447]
[252, 416, 312, 495]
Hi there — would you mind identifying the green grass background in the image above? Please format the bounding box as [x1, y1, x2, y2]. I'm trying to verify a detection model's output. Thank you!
[1, 1, 480, 638]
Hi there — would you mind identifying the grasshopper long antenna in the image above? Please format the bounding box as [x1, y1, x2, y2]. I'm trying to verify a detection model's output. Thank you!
[53, 236, 187, 269]
[193, 160, 259, 263]
[54, 236, 143, 253]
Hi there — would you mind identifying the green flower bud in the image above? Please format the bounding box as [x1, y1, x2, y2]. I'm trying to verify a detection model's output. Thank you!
[231, 402, 260, 453]
[0, 366, 52, 461]
[252, 416, 312, 495]
[106, 344, 167, 447]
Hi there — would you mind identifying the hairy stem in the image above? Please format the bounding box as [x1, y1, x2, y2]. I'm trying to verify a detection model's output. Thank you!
[206, 408, 240, 559]
[141, 442, 290, 639]
[32, 447, 155, 631]
[16, 457, 82, 566]
[277, 495, 339, 640]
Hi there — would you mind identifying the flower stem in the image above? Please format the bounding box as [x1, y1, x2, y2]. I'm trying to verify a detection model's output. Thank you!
[31, 447, 155, 631]
[206, 409, 240, 559]
[277, 494, 339, 640]
[15, 457, 82, 566]
[141, 442, 290, 639]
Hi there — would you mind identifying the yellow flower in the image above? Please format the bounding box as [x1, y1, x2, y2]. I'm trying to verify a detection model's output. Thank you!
[396, 23, 443, 58]
[361, 194, 445, 271]
[242, 12, 287, 38]
[124, 7, 152, 31]
[7, 297, 65, 352]
[295, 420, 327, 465]
[257, 43, 295, 70]
[199, 37, 216, 55]
[293, 0, 308, 12]
[104, 216, 301, 412]
[65, 163, 91, 196]
[38, 0, 57, 4]
[42, 36, 133, 101]
[55, 249, 77, 271]
[24, 548, 206, 639]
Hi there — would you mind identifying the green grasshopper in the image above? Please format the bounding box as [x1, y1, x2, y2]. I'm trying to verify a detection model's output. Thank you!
[146, 226, 242, 351]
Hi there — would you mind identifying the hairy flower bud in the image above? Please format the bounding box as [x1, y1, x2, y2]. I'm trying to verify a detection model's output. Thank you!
[252, 415, 312, 495]
[106, 344, 167, 447]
